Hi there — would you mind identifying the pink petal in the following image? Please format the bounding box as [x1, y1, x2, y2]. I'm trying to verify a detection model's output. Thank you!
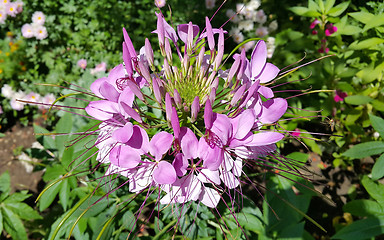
[123, 27, 137, 59]
[257, 63, 279, 83]
[153, 161, 177, 184]
[232, 109, 256, 140]
[120, 102, 142, 123]
[110, 145, 141, 169]
[259, 98, 288, 124]
[247, 132, 284, 146]
[90, 77, 107, 98]
[171, 107, 180, 139]
[250, 40, 267, 78]
[150, 131, 173, 160]
[126, 125, 149, 153]
[172, 153, 188, 177]
[85, 100, 119, 120]
[177, 23, 199, 44]
[112, 122, 133, 143]
[199, 138, 223, 171]
[99, 82, 119, 102]
[180, 127, 199, 159]
[258, 85, 274, 98]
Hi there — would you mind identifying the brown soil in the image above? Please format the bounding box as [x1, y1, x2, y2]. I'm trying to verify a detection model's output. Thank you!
[0, 123, 43, 193]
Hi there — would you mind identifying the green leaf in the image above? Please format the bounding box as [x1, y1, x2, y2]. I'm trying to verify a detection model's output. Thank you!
[343, 141, 384, 159]
[349, 38, 384, 50]
[33, 124, 56, 150]
[372, 100, 384, 112]
[336, 25, 362, 35]
[55, 113, 73, 158]
[317, 0, 324, 13]
[362, 176, 384, 205]
[370, 114, 384, 138]
[344, 95, 373, 105]
[349, 11, 375, 24]
[327, 2, 349, 17]
[324, 0, 335, 13]
[3, 202, 42, 220]
[331, 216, 384, 240]
[343, 199, 384, 216]
[289, 6, 310, 16]
[363, 14, 384, 32]
[0, 171, 10, 200]
[356, 62, 384, 84]
[235, 213, 263, 234]
[39, 181, 62, 211]
[4, 191, 30, 202]
[0, 210, 3, 235]
[372, 154, 384, 181]
[59, 179, 70, 211]
[1, 206, 28, 240]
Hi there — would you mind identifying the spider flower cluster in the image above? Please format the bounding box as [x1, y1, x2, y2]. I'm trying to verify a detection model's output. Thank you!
[85, 13, 288, 209]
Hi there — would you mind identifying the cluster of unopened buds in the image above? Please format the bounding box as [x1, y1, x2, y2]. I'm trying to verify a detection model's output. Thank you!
[310, 19, 338, 53]
[85, 13, 288, 208]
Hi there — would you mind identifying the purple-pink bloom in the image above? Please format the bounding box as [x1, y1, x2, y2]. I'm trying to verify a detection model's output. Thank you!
[334, 90, 347, 102]
[325, 23, 337, 36]
[310, 19, 320, 29]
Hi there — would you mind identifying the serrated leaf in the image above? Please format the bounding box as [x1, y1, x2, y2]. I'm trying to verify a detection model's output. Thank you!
[343, 199, 384, 216]
[349, 38, 384, 50]
[328, 1, 349, 17]
[344, 95, 373, 105]
[349, 11, 374, 24]
[2, 206, 28, 240]
[317, 0, 324, 13]
[363, 14, 384, 32]
[343, 141, 384, 159]
[372, 154, 384, 181]
[370, 114, 384, 137]
[362, 175, 384, 205]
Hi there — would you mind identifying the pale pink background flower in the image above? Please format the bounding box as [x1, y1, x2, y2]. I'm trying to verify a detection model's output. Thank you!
[5, 2, 17, 17]
[256, 26, 268, 37]
[90, 62, 107, 75]
[25, 91, 41, 103]
[15, 0, 23, 14]
[1, 84, 15, 98]
[21, 23, 34, 38]
[155, 0, 165, 8]
[0, 10, 6, 24]
[32, 11, 45, 25]
[77, 59, 87, 69]
[205, 0, 215, 9]
[33, 25, 48, 40]
[10, 90, 26, 111]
